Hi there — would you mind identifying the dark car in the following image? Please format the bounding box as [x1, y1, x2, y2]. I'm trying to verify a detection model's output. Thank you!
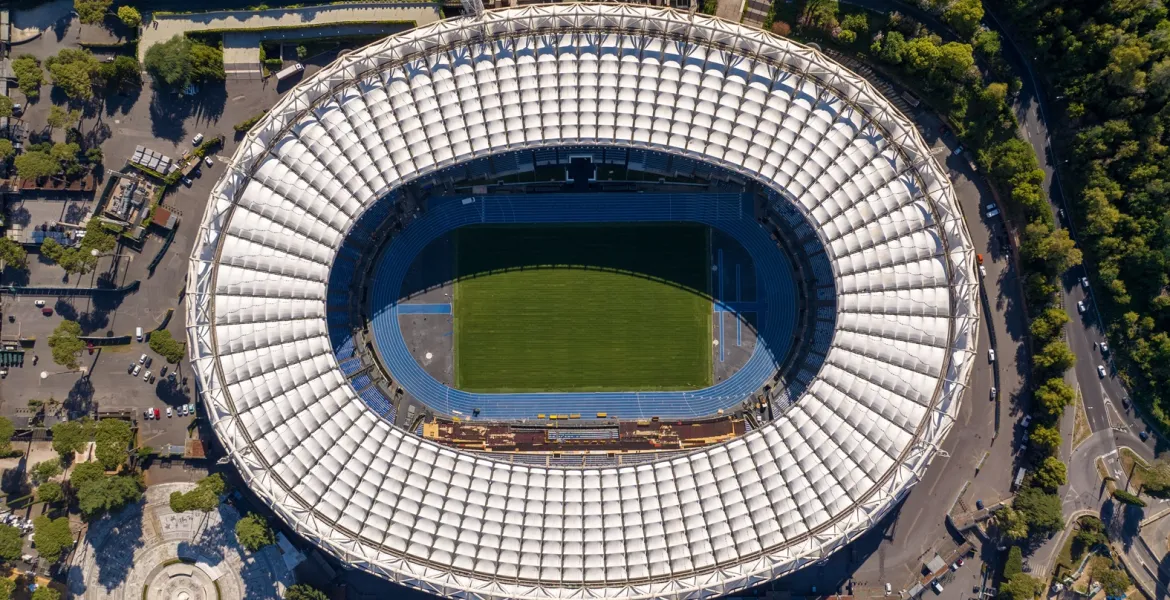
[161, 366, 168, 377]
[144, 356, 153, 369]
[1141, 431, 1150, 441]
[128, 363, 135, 374]
[975, 499, 984, 510]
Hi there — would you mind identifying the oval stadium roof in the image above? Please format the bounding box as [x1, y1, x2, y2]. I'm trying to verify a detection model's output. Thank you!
[187, 5, 980, 598]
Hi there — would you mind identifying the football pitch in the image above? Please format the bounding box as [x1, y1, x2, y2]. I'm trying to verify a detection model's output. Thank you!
[453, 223, 712, 393]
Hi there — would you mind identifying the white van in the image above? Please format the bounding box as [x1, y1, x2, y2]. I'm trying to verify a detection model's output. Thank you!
[136, 327, 143, 342]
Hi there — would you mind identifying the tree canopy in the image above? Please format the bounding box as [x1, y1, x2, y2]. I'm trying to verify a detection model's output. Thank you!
[47, 105, 81, 131]
[149, 329, 186, 364]
[32, 515, 72, 563]
[70, 462, 142, 519]
[37, 481, 64, 505]
[1032, 456, 1068, 492]
[0, 525, 22, 562]
[98, 56, 142, 92]
[1092, 556, 1129, 597]
[0, 417, 14, 457]
[93, 418, 133, 470]
[15, 151, 62, 181]
[285, 584, 329, 600]
[74, 0, 112, 25]
[0, 97, 12, 118]
[30, 458, 62, 485]
[144, 36, 224, 89]
[235, 513, 275, 551]
[47, 320, 84, 370]
[51, 419, 93, 459]
[1014, 487, 1064, 537]
[12, 55, 44, 99]
[0, 238, 28, 270]
[45, 49, 100, 101]
[117, 6, 142, 28]
[30, 586, 60, 600]
[170, 474, 225, 513]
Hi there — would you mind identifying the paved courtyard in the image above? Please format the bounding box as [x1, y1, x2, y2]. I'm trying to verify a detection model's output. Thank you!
[68, 482, 292, 600]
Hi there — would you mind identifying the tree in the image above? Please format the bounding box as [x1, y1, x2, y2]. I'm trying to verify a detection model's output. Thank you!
[94, 419, 133, 470]
[31, 586, 60, 600]
[839, 13, 868, 35]
[189, 41, 225, 83]
[149, 329, 186, 363]
[799, 0, 838, 29]
[1034, 340, 1076, 374]
[1034, 378, 1075, 420]
[1092, 559, 1130, 597]
[69, 461, 104, 489]
[144, 36, 193, 88]
[14, 151, 62, 181]
[97, 56, 141, 92]
[1014, 487, 1064, 536]
[1031, 424, 1062, 455]
[12, 55, 44, 99]
[32, 515, 72, 563]
[170, 474, 225, 513]
[0, 96, 12, 118]
[0, 238, 28, 270]
[994, 506, 1029, 541]
[285, 584, 329, 600]
[37, 481, 64, 505]
[1029, 307, 1069, 342]
[0, 525, 22, 562]
[0, 417, 14, 457]
[1074, 517, 1106, 550]
[45, 49, 99, 101]
[0, 579, 14, 600]
[30, 459, 62, 485]
[1032, 456, 1067, 491]
[51, 419, 93, 459]
[1004, 546, 1024, 578]
[999, 574, 1041, 600]
[75, 474, 142, 518]
[0, 140, 14, 162]
[235, 513, 275, 551]
[74, 0, 112, 25]
[47, 320, 84, 370]
[116, 6, 141, 28]
[942, 0, 983, 39]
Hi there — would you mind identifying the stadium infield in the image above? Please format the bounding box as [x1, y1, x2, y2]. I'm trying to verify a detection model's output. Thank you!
[453, 223, 712, 393]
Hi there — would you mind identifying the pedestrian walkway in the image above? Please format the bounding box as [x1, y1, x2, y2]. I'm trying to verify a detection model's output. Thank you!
[138, 2, 442, 64]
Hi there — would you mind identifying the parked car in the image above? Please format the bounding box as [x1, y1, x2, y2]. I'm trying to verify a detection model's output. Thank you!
[143, 370, 151, 382]
[41, 308, 52, 316]
[1077, 300, 1086, 314]
[182, 177, 193, 187]
[161, 366, 168, 377]
[132, 365, 141, 377]
[166, 407, 173, 418]
[187, 403, 195, 415]
[990, 386, 997, 399]
[1100, 342, 1109, 354]
[1141, 431, 1150, 441]
[33, 300, 45, 307]
[978, 265, 987, 277]
[154, 407, 161, 420]
[1081, 277, 1090, 289]
[975, 499, 984, 510]
[139, 354, 147, 365]
[148, 374, 156, 384]
[192, 133, 204, 145]
[128, 363, 135, 375]
[1097, 365, 1107, 378]
[178, 405, 186, 417]
[144, 409, 152, 420]
[988, 348, 996, 362]
[144, 356, 153, 369]
[204, 156, 214, 167]
[1021, 415, 1032, 428]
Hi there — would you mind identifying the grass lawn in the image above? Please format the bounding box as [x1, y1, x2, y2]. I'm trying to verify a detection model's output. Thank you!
[453, 223, 712, 393]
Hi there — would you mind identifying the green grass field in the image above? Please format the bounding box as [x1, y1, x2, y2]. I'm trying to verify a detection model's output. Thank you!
[453, 223, 712, 393]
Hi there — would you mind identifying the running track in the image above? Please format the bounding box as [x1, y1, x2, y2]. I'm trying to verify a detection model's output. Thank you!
[365, 193, 798, 419]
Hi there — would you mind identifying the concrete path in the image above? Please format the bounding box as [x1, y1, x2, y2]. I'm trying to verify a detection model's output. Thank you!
[139, 2, 441, 63]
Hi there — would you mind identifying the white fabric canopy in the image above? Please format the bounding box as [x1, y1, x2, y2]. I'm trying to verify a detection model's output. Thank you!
[188, 5, 979, 599]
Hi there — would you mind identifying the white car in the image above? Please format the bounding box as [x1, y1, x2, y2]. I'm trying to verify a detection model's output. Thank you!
[166, 407, 173, 418]
[978, 265, 987, 277]
[33, 300, 45, 307]
[132, 364, 141, 377]
[179, 405, 187, 417]
[990, 386, 997, 399]
[192, 133, 204, 145]
[1098, 365, 1107, 378]
[1021, 415, 1032, 428]
[1100, 342, 1109, 354]
[139, 353, 148, 365]
[204, 156, 214, 167]
[1081, 276, 1089, 290]
[1077, 300, 1086, 314]
[988, 348, 996, 362]
[142, 370, 151, 382]
[144, 409, 152, 420]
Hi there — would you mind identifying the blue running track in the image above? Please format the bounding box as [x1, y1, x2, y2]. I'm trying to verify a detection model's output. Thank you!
[365, 193, 798, 419]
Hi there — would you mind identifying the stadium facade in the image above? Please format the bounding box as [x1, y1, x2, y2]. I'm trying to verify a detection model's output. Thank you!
[187, 5, 980, 599]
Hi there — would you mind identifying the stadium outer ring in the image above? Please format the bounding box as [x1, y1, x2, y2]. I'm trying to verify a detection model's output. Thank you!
[187, 5, 981, 599]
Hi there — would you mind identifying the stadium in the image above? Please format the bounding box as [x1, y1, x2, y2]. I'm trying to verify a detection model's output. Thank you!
[187, 4, 980, 598]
